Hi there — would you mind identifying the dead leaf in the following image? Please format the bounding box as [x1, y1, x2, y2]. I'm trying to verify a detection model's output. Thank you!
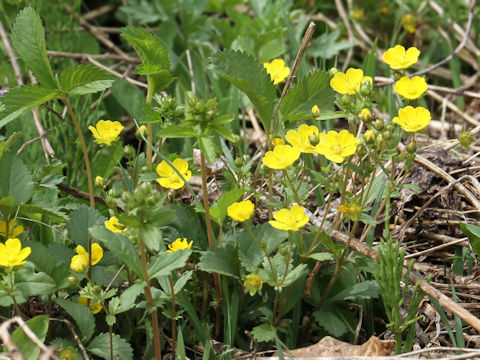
[274, 336, 394, 358]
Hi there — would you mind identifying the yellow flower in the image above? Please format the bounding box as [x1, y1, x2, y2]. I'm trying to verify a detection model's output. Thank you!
[0, 238, 31, 268]
[360, 108, 373, 123]
[262, 145, 300, 170]
[271, 136, 285, 147]
[227, 200, 254, 222]
[393, 106, 431, 133]
[402, 14, 416, 34]
[394, 76, 427, 100]
[269, 205, 309, 232]
[363, 129, 376, 145]
[78, 296, 102, 314]
[0, 219, 23, 239]
[167, 238, 193, 253]
[338, 201, 362, 220]
[263, 59, 290, 85]
[88, 120, 124, 146]
[311, 105, 321, 116]
[286, 124, 320, 154]
[70, 244, 103, 273]
[95, 176, 105, 187]
[382, 45, 420, 70]
[352, 9, 364, 20]
[315, 130, 359, 163]
[156, 158, 192, 190]
[330, 68, 372, 95]
[244, 274, 263, 296]
[104, 216, 128, 233]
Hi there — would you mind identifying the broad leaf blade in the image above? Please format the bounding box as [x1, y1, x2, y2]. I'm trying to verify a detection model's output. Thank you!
[198, 245, 239, 278]
[280, 70, 335, 122]
[121, 27, 170, 69]
[11, 7, 57, 88]
[87, 332, 133, 360]
[0, 152, 34, 205]
[212, 49, 276, 131]
[148, 250, 191, 279]
[12, 315, 49, 360]
[0, 85, 60, 128]
[55, 298, 95, 341]
[60, 64, 114, 94]
[67, 205, 106, 248]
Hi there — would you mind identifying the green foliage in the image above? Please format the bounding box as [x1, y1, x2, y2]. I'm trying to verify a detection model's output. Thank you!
[59, 64, 114, 95]
[460, 223, 480, 257]
[212, 49, 276, 131]
[0, 152, 34, 205]
[11, 7, 57, 88]
[198, 245, 240, 278]
[148, 249, 192, 279]
[12, 315, 49, 360]
[280, 70, 334, 122]
[67, 205, 106, 248]
[313, 308, 348, 337]
[55, 298, 96, 341]
[87, 332, 134, 360]
[251, 323, 277, 342]
[210, 188, 246, 224]
[308, 29, 354, 60]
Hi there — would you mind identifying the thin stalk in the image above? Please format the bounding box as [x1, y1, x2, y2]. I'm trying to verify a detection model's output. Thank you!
[10, 271, 22, 317]
[139, 227, 162, 360]
[168, 275, 177, 358]
[109, 325, 114, 360]
[146, 85, 154, 168]
[62, 95, 95, 281]
[245, 223, 276, 283]
[284, 170, 301, 204]
[200, 151, 222, 339]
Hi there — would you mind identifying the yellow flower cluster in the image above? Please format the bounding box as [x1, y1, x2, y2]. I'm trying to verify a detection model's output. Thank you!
[105, 216, 128, 233]
[70, 244, 103, 273]
[263, 59, 290, 85]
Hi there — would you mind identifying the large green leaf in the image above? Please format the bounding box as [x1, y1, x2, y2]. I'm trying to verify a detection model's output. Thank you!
[148, 250, 191, 280]
[280, 70, 335, 122]
[121, 27, 170, 69]
[15, 269, 56, 296]
[313, 307, 348, 337]
[0, 85, 60, 128]
[89, 225, 143, 276]
[67, 205, 106, 248]
[0, 152, 34, 205]
[60, 64, 114, 95]
[308, 29, 354, 60]
[198, 245, 239, 278]
[12, 315, 49, 360]
[327, 280, 379, 304]
[212, 49, 276, 131]
[87, 332, 133, 360]
[11, 7, 57, 88]
[55, 298, 95, 341]
[251, 323, 276, 343]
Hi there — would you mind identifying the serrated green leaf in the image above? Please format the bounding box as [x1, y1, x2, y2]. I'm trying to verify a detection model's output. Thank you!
[87, 332, 133, 360]
[12, 315, 49, 360]
[0, 152, 34, 205]
[255, 222, 288, 255]
[362, 38, 377, 78]
[212, 49, 276, 131]
[157, 124, 198, 138]
[0, 85, 60, 128]
[0, 132, 23, 159]
[308, 29, 354, 60]
[67, 205, 106, 248]
[148, 250, 191, 279]
[313, 308, 348, 337]
[198, 245, 239, 278]
[199, 136, 221, 164]
[209, 188, 246, 225]
[110, 79, 145, 120]
[282, 264, 308, 287]
[327, 280, 379, 304]
[280, 70, 334, 122]
[115, 283, 144, 314]
[251, 323, 276, 342]
[121, 27, 170, 69]
[55, 298, 95, 341]
[60, 64, 114, 95]
[89, 225, 143, 276]
[17, 203, 66, 222]
[11, 7, 57, 88]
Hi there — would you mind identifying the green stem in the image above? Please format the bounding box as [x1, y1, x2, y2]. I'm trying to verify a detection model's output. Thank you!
[283, 170, 301, 204]
[146, 85, 154, 169]
[200, 151, 222, 339]
[168, 275, 177, 357]
[245, 222, 276, 283]
[139, 227, 162, 360]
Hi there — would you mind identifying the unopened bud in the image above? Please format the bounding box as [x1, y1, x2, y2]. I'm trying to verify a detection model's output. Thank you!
[360, 108, 373, 123]
[95, 176, 105, 187]
[123, 145, 135, 158]
[364, 130, 375, 145]
[376, 134, 385, 148]
[136, 125, 148, 139]
[373, 119, 384, 131]
[311, 105, 321, 116]
[339, 95, 351, 107]
[383, 130, 393, 141]
[406, 141, 417, 154]
[93, 285, 102, 295]
[67, 276, 79, 287]
[329, 67, 338, 77]
[309, 134, 320, 146]
[234, 157, 243, 167]
[359, 82, 371, 97]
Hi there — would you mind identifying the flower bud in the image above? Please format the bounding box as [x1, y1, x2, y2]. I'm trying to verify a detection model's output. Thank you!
[95, 176, 105, 187]
[360, 108, 373, 123]
[406, 141, 417, 153]
[376, 134, 385, 148]
[67, 276, 79, 287]
[363, 130, 376, 145]
[383, 130, 393, 141]
[234, 157, 243, 167]
[385, 124, 395, 133]
[123, 145, 135, 158]
[271, 136, 284, 147]
[278, 246, 289, 256]
[311, 105, 321, 116]
[104, 196, 116, 209]
[140, 165, 149, 173]
[329, 67, 339, 77]
[373, 119, 384, 131]
[393, 72, 403, 82]
[356, 143, 367, 156]
[339, 95, 351, 108]
[309, 133, 320, 146]
[136, 125, 148, 139]
[108, 188, 120, 198]
[93, 285, 102, 295]
[359, 82, 371, 97]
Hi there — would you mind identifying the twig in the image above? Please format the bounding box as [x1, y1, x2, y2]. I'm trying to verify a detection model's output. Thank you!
[404, 237, 468, 259]
[427, 90, 480, 126]
[105, 265, 125, 293]
[47, 50, 139, 64]
[57, 182, 106, 205]
[81, 4, 115, 22]
[17, 216, 73, 244]
[0, 21, 23, 85]
[87, 56, 147, 89]
[304, 208, 480, 333]
[335, 0, 355, 70]
[0, 317, 61, 360]
[271, 21, 316, 135]
[411, 0, 476, 77]
[52, 318, 89, 360]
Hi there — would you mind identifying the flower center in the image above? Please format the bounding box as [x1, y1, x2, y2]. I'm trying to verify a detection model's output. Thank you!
[330, 144, 343, 155]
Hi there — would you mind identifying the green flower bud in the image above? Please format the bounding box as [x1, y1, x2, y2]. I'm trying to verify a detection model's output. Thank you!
[383, 130, 393, 141]
[359, 82, 371, 97]
[364, 130, 376, 145]
[376, 134, 385, 148]
[67, 276, 79, 287]
[373, 119, 384, 131]
[104, 196, 116, 209]
[329, 67, 339, 77]
[406, 141, 417, 153]
[93, 285, 102, 295]
[360, 108, 373, 123]
[278, 246, 289, 256]
[123, 145, 135, 158]
[108, 188, 120, 198]
[356, 143, 367, 156]
[309, 133, 320, 146]
[234, 157, 243, 167]
[339, 95, 351, 108]
[385, 124, 395, 133]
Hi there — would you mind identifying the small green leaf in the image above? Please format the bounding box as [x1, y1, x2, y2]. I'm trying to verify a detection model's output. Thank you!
[157, 124, 198, 138]
[209, 188, 246, 225]
[67, 205, 106, 248]
[282, 264, 308, 287]
[55, 298, 95, 341]
[87, 332, 133, 360]
[313, 308, 348, 337]
[60, 64, 114, 95]
[362, 38, 377, 78]
[358, 212, 378, 226]
[308, 252, 335, 262]
[308, 29, 354, 60]
[121, 27, 170, 69]
[11, 7, 57, 88]
[12, 315, 49, 360]
[198, 245, 239, 278]
[212, 49, 276, 131]
[280, 70, 335, 122]
[0, 85, 60, 129]
[199, 136, 221, 164]
[251, 323, 276, 342]
[17, 203, 66, 222]
[460, 223, 480, 257]
[328, 280, 379, 304]
[110, 282, 145, 315]
[0, 152, 34, 205]
[90, 225, 143, 276]
[148, 250, 191, 279]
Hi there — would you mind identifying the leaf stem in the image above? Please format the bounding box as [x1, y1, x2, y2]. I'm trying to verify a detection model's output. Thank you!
[169, 275, 177, 357]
